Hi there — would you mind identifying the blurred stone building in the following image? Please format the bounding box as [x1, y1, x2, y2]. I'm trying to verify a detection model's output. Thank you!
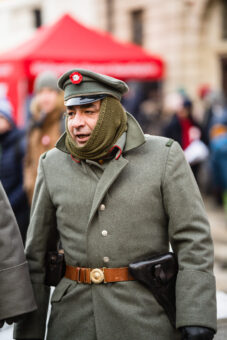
[95, 0, 227, 99]
[1, 0, 227, 99]
[0, 0, 98, 52]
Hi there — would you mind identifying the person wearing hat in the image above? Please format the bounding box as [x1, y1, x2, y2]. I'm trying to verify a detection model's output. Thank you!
[0, 181, 37, 328]
[0, 98, 30, 243]
[24, 70, 65, 205]
[14, 69, 216, 340]
[162, 93, 204, 183]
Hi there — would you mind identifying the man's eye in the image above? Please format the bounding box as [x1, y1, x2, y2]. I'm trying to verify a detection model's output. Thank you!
[85, 110, 94, 114]
[66, 112, 75, 117]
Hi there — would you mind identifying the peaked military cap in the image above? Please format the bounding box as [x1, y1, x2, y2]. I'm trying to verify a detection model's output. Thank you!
[58, 68, 129, 106]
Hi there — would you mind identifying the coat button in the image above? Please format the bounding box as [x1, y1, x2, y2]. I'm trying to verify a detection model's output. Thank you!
[103, 256, 109, 263]
[100, 204, 105, 211]
[101, 230, 108, 237]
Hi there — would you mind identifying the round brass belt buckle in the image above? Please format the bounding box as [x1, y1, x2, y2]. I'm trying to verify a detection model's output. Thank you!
[90, 268, 104, 284]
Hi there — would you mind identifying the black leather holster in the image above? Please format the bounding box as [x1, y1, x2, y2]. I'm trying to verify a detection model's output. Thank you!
[45, 250, 66, 287]
[129, 252, 178, 328]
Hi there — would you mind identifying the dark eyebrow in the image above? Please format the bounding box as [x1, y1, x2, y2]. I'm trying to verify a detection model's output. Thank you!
[81, 103, 97, 109]
[67, 103, 97, 110]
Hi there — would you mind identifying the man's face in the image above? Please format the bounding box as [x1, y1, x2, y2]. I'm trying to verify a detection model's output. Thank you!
[0, 115, 11, 134]
[66, 100, 101, 147]
[36, 87, 58, 114]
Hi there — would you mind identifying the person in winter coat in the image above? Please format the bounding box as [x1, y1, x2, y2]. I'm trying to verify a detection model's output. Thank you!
[14, 69, 216, 340]
[209, 110, 227, 215]
[0, 181, 36, 327]
[24, 71, 65, 204]
[0, 98, 30, 243]
[163, 94, 204, 182]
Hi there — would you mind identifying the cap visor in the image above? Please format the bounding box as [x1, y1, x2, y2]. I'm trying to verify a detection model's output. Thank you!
[65, 95, 106, 107]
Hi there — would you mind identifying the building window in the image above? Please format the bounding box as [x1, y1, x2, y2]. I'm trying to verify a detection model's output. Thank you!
[222, 0, 227, 39]
[33, 8, 42, 28]
[131, 9, 144, 45]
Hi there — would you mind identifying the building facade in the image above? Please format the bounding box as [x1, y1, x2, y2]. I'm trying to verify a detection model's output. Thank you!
[0, 0, 98, 53]
[0, 0, 227, 99]
[95, 0, 227, 99]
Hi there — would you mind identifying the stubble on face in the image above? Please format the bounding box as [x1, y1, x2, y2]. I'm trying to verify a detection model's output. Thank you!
[67, 100, 101, 147]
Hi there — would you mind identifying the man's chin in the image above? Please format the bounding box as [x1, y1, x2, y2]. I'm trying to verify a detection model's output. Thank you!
[76, 142, 87, 147]
[74, 138, 89, 148]
[74, 136, 91, 147]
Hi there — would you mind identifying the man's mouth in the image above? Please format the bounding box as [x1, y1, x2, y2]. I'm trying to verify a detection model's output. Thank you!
[75, 133, 91, 143]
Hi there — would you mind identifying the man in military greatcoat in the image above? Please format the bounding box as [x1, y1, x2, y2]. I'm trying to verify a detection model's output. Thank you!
[14, 69, 216, 340]
[0, 182, 36, 327]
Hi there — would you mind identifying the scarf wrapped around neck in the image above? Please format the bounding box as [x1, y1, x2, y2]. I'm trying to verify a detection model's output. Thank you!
[65, 96, 127, 160]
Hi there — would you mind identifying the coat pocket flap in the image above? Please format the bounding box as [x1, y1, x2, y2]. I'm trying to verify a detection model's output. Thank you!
[51, 278, 72, 303]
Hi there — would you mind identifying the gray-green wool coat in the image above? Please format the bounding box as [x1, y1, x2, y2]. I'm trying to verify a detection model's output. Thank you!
[14, 113, 217, 340]
[0, 182, 36, 321]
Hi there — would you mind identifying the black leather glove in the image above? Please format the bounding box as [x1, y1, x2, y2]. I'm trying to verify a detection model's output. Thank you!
[181, 326, 215, 340]
[0, 317, 22, 327]
[5, 314, 26, 325]
[0, 313, 28, 329]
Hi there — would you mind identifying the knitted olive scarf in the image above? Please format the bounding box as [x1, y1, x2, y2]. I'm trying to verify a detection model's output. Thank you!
[65, 96, 127, 160]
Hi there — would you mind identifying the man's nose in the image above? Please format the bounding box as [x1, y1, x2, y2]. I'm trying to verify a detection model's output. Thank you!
[71, 111, 85, 128]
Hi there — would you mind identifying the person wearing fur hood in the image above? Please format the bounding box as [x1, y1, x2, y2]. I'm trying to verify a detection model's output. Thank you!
[24, 71, 65, 205]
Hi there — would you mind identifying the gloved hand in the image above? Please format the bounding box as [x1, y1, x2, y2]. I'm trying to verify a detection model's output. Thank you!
[0, 317, 22, 328]
[181, 326, 215, 340]
[5, 317, 19, 325]
[0, 313, 28, 328]
[5, 314, 26, 325]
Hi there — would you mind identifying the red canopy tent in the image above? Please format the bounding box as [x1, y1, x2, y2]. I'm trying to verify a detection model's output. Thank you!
[0, 14, 164, 124]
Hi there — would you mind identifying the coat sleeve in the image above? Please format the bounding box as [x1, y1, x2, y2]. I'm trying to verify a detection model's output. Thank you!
[14, 155, 58, 339]
[0, 182, 36, 320]
[162, 141, 217, 331]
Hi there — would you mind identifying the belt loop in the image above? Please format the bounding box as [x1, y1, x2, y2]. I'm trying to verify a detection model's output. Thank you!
[103, 267, 107, 284]
[86, 268, 91, 284]
[80, 268, 86, 283]
[77, 267, 81, 283]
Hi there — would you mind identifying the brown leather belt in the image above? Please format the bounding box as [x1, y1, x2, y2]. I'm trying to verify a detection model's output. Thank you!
[65, 265, 135, 284]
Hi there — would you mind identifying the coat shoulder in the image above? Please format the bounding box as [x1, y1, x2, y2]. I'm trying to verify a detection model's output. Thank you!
[40, 147, 68, 163]
[144, 134, 175, 149]
[126, 134, 179, 172]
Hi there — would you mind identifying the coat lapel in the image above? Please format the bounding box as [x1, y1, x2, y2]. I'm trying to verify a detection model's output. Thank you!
[88, 156, 128, 225]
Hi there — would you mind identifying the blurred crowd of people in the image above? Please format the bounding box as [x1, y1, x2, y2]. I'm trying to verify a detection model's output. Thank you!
[0, 76, 227, 244]
[139, 85, 227, 216]
[0, 70, 65, 242]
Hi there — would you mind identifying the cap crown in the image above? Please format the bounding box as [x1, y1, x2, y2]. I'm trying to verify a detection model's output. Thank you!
[58, 69, 128, 101]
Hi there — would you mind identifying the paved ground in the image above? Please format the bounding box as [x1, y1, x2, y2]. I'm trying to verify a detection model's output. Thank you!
[204, 196, 227, 292]
[0, 325, 12, 339]
[0, 195, 226, 339]
[216, 319, 227, 340]
[203, 196, 227, 340]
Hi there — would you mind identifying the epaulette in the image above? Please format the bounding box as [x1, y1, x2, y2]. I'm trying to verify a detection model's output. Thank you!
[165, 139, 174, 147]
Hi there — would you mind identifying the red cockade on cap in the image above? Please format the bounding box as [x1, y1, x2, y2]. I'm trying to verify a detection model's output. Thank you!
[70, 72, 83, 84]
